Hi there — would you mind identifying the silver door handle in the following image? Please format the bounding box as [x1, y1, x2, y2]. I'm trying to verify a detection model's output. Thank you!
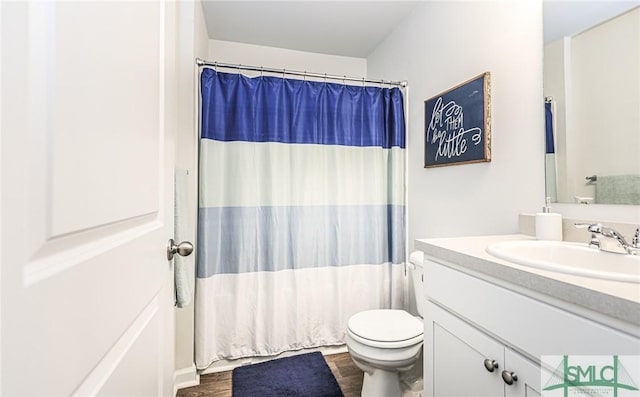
[167, 239, 193, 260]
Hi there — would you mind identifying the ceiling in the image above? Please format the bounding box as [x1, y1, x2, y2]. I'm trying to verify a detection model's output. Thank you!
[200, 1, 421, 58]
[543, 1, 639, 44]
[201, 1, 640, 58]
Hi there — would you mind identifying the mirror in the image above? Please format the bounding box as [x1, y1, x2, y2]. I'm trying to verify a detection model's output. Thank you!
[543, 2, 640, 206]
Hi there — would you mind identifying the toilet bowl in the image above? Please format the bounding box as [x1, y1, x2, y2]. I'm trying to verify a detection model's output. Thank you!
[346, 251, 425, 397]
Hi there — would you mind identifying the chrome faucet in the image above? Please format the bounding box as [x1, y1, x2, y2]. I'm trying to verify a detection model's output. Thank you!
[574, 223, 640, 255]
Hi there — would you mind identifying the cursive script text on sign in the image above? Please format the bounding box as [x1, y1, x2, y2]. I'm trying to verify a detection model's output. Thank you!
[427, 97, 482, 162]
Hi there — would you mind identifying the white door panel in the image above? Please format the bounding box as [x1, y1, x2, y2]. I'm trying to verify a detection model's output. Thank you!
[2, 1, 176, 396]
[50, 1, 161, 236]
[76, 298, 161, 397]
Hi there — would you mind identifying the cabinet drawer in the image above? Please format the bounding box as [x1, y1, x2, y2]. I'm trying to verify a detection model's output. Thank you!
[424, 259, 640, 358]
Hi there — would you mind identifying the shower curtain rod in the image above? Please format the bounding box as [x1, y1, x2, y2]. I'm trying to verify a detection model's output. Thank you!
[195, 58, 407, 88]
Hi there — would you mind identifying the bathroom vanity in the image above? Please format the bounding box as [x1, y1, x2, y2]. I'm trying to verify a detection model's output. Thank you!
[415, 235, 640, 397]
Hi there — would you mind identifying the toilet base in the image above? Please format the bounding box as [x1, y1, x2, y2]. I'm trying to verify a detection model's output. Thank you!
[346, 335, 423, 397]
[361, 368, 402, 397]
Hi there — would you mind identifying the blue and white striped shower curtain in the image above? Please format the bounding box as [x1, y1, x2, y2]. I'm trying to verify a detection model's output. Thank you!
[195, 69, 406, 369]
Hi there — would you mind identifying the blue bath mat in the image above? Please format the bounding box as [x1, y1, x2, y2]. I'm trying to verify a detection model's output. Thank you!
[232, 352, 344, 397]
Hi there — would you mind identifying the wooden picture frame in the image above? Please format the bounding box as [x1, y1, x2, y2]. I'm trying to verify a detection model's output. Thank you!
[424, 72, 491, 168]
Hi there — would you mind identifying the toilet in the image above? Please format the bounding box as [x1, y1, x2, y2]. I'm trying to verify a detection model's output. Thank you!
[346, 251, 425, 397]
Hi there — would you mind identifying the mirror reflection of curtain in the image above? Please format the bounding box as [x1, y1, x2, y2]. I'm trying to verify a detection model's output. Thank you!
[544, 100, 557, 202]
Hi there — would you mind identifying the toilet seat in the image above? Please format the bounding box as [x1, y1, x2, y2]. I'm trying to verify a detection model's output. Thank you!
[347, 309, 423, 349]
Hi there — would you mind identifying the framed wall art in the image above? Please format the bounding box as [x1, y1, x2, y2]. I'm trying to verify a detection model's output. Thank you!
[424, 72, 491, 168]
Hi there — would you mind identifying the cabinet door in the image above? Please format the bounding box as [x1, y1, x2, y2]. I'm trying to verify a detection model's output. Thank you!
[504, 348, 542, 397]
[426, 303, 505, 397]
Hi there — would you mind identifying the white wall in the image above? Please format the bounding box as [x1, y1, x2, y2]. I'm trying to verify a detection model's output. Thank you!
[367, 1, 545, 247]
[208, 40, 367, 79]
[174, 0, 210, 391]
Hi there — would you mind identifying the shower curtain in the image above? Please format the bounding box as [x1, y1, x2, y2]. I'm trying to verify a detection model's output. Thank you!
[544, 102, 555, 154]
[195, 68, 406, 369]
[545, 101, 558, 201]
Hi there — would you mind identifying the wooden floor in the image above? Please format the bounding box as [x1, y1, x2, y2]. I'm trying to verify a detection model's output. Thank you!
[176, 352, 364, 397]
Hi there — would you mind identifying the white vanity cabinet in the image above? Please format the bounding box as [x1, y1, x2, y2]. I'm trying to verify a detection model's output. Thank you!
[428, 301, 541, 397]
[429, 301, 505, 396]
[504, 348, 543, 397]
[422, 256, 640, 397]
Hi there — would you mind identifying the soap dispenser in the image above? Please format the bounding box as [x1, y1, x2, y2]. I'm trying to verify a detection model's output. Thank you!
[535, 197, 563, 241]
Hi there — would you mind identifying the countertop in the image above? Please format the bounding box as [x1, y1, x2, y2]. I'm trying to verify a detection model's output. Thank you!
[415, 234, 640, 329]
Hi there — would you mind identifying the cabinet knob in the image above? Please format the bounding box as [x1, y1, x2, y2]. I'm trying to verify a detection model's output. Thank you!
[501, 370, 518, 385]
[483, 359, 499, 372]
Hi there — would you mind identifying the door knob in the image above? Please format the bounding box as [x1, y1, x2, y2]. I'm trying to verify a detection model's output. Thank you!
[167, 239, 193, 260]
[483, 359, 499, 372]
[501, 370, 518, 385]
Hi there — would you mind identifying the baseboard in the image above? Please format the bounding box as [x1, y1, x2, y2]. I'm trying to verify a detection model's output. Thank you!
[200, 344, 348, 375]
[173, 364, 200, 396]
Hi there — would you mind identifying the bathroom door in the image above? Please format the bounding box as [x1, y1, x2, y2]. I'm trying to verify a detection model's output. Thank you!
[1, 1, 177, 395]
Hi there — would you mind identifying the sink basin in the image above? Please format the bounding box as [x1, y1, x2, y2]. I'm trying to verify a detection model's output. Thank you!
[486, 240, 640, 283]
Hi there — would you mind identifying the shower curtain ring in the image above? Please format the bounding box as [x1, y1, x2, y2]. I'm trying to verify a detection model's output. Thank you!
[260, 66, 263, 77]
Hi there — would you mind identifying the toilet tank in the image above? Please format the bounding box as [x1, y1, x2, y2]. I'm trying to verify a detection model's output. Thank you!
[409, 251, 425, 317]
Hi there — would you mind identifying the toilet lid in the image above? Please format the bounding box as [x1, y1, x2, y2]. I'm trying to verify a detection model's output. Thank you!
[348, 310, 423, 343]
